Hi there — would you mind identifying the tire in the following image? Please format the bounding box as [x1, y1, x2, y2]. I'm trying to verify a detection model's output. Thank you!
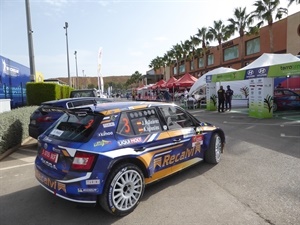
[273, 102, 278, 112]
[204, 133, 222, 164]
[99, 163, 145, 216]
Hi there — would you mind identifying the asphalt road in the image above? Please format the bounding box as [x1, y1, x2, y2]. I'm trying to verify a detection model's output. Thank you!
[0, 108, 299, 225]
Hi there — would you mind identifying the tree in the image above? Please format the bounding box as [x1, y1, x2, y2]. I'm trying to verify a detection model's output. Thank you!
[209, 20, 231, 66]
[252, 0, 288, 53]
[287, 0, 300, 7]
[171, 43, 184, 76]
[227, 7, 255, 66]
[195, 27, 213, 72]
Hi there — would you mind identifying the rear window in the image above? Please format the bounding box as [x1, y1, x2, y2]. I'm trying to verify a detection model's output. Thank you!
[47, 113, 103, 142]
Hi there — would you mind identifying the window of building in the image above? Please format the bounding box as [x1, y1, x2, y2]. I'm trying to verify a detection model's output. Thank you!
[190, 61, 194, 70]
[173, 67, 177, 75]
[179, 64, 185, 73]
[246, 38, 260, 55]
[198, 58, 204, 68]
[207, 54, 214, 65]
[224, 45, 239, 61]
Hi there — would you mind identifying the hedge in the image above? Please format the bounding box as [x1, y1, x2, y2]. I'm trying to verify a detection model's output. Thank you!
[0, 106, 37, 154]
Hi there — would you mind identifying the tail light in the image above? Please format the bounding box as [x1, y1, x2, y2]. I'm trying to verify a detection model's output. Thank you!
[71, 152, 97, 171]
[37, 115, 52, 122]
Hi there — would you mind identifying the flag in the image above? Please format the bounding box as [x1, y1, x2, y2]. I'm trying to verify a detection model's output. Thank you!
[97, 47, 104, 94]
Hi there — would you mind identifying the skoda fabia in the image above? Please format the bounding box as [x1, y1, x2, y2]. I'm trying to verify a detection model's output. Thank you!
[35, 101, 225, 216]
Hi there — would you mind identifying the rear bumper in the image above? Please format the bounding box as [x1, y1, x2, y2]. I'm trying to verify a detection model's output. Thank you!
[35, 165, 98, 204]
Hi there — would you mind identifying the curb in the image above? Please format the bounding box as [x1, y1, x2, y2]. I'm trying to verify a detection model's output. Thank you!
[0, 137, 37, 161]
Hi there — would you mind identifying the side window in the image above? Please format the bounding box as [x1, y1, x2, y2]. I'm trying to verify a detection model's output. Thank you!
[160, 106, 194, 129]
[116, 112, 134, 136]
[116, 108, 162, 136]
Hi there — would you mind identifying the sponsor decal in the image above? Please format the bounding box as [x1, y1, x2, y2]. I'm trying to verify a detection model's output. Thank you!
[50, 129, 63, 137]
[117, 137, 142, 146]
[86, 179, 100, 185]
[42, 136, 52, 142]
[78, 188, 99, 193]
[2, 59, 19, 76]
[154, 147, 201, 168]
[94, 140, 111, 147]
[98, 131, 113, 137]
[103, 122, 115, 128]
[245, 66, 269, 79]
[35, 169, 66, 193]
[41, 157, 58, 170]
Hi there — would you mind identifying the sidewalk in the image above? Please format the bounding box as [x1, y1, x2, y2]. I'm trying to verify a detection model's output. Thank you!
[0, 137, 37, 161]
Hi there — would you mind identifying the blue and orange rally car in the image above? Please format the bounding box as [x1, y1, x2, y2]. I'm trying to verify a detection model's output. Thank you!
[35, 101, 225, 216]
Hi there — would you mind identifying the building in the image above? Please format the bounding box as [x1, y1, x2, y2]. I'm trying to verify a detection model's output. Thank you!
[149, 11, 300, 82]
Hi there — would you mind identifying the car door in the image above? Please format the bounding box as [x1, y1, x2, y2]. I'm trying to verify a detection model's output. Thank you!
[158, 105, 203, 173]
[114, 107, 178, 184]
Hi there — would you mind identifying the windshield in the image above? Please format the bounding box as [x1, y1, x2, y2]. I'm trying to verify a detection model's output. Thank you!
[47, 113, 103, 142]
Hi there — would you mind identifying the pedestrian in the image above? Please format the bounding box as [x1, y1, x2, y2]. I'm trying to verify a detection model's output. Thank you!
[164, 90, 171, 102]
[225, 85, 234, 111]
[217, 85, 226, 112]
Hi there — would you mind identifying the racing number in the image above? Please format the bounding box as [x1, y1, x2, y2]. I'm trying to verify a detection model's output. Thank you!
[85, 119, 94, 129]
[122, 118, 131, 133]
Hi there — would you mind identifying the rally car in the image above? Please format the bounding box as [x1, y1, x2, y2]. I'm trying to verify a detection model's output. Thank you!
[34, 101, 225, 216]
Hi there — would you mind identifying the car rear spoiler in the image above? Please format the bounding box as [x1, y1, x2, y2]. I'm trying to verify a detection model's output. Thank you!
[41, 105, 96, 116]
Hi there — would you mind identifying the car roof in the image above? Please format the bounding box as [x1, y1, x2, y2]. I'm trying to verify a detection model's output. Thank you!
[91, 101, 178, 113]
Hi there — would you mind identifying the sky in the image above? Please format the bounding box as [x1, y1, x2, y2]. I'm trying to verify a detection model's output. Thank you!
[0, 0, 299, 79]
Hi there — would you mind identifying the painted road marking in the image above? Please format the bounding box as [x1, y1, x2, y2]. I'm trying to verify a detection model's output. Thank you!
[0, 163, 34, 171]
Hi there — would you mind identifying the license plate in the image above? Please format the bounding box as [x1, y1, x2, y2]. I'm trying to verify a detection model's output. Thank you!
[41, 149, 58, 163]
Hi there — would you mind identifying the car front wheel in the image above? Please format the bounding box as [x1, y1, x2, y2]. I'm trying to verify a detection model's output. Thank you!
[99, 163, 145, 216]
[204, 133, 222, 164]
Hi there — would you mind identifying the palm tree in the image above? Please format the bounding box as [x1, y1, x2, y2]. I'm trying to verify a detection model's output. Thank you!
[209, 20, 231, 66]
[252, 0, 288, 53]
[195, 27, 213, 72]
[181, 40, 193, 72]
[227, 7, 255, 66]
[189, 35, 200, 71]
[171, 43, 184, 76]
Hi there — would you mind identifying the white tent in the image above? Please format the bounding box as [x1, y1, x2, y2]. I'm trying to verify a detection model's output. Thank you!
[242, 53, 300, 70]
[188, 67, 237, 95]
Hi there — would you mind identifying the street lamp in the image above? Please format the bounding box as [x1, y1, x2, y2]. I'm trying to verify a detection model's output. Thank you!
[63, 22, 71, 86]
[74, 51, 78, 89]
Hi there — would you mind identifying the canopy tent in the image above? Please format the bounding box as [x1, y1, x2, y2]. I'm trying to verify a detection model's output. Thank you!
[151, 79, 166, 89]
[175, 73, 198, 87]
[212, 53, 300, 83]
[161, 76, 178, 89]
[188, 67, 237, 95]
[207, 53, 300, 119]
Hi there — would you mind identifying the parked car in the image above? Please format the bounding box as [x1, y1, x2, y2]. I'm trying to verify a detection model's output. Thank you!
[273, 88, 300, 111]
[70, 89, 97, 98]
[34, 101, 225, 216]
[29, 97, 113, 139]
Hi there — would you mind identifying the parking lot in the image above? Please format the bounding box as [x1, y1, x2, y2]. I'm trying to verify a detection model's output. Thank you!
[0, 106, 299, 225]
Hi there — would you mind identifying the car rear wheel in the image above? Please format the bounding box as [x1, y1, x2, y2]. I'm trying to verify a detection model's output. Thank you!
[273, 102, 278, 112]
[204, 133, 222, 164]
[99, 163, 145, 216]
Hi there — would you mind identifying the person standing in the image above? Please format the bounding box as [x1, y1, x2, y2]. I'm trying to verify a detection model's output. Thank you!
[225, 85, 234, 111]
[217, 85, 226, 112]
